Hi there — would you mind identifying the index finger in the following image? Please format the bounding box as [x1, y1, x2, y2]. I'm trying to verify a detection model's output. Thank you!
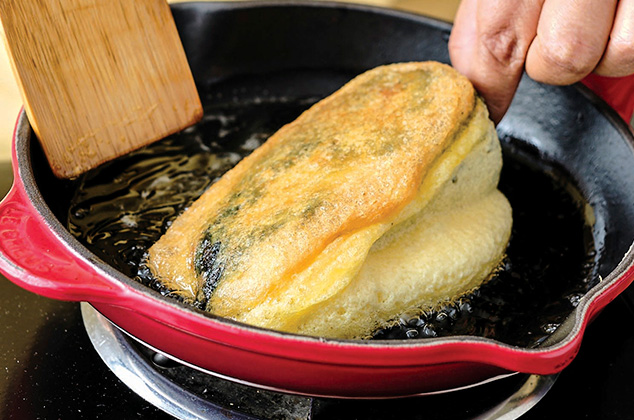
[525, 0, 618, 84]
[449, 0, 545, 122]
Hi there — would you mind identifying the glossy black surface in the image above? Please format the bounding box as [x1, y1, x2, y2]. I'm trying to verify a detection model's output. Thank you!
[27, 1, 634, 355]
[0, 161, 166, 419]
[4, 2, 634, 417]
[2, 199, 634, 420]
[66, 79, 596, 349]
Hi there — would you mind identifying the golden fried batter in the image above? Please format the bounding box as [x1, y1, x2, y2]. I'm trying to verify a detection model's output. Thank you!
[148, 62, 512, 339]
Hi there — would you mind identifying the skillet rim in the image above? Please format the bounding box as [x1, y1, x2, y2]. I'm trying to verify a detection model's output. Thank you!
[9, 0, 634, 365]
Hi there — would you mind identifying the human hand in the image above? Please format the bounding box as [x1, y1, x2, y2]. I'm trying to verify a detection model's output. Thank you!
[449, 0, 634, 123]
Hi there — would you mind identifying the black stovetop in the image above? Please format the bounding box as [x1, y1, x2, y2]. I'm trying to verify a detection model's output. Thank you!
[2, 161, 634, 419]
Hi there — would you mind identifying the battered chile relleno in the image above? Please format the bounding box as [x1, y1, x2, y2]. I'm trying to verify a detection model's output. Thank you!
[147, 62, 513, 339]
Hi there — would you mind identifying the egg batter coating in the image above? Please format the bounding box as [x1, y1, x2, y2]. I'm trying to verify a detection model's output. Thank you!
[148, 62, 512, 339]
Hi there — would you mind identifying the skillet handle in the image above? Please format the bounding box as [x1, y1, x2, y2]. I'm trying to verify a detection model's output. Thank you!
[0, 177, 127, 303]
[583, 73, 634, 123]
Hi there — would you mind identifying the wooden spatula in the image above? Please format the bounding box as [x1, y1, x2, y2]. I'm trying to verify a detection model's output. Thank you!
[0, 0, 202, 178]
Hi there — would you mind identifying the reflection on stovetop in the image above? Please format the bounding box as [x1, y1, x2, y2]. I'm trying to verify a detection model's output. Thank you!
[3, 272, 634, 419]
[2, 160, 634, 419]
[82, 302, 557, 419]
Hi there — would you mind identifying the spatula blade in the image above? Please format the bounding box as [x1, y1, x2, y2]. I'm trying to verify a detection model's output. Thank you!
[0, 0, 202, 178]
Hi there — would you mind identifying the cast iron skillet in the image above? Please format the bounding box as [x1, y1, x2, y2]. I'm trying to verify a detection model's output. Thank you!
[1, 1, 634, 398]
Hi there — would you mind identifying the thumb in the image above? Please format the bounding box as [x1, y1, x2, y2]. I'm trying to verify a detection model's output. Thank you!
[449, 0, 544, 123]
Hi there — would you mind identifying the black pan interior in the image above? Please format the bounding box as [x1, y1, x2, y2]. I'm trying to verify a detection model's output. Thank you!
[28, 2, 634, 347]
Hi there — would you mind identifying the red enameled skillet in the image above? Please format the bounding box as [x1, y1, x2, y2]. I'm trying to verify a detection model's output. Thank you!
[2, 1, 634, 398]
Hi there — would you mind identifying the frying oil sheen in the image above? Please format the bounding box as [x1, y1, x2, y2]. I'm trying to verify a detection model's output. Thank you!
[67, 87, 598, 348]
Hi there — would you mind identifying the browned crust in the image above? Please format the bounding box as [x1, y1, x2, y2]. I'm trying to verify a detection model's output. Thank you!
[148, 61, 477, 317]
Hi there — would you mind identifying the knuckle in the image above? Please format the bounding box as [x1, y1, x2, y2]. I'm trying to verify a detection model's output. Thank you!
[605, 36, 634, 69]
[609, 34, 634, 56]
[480, 27, 526, 71]
[539, 39, 598, 79]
